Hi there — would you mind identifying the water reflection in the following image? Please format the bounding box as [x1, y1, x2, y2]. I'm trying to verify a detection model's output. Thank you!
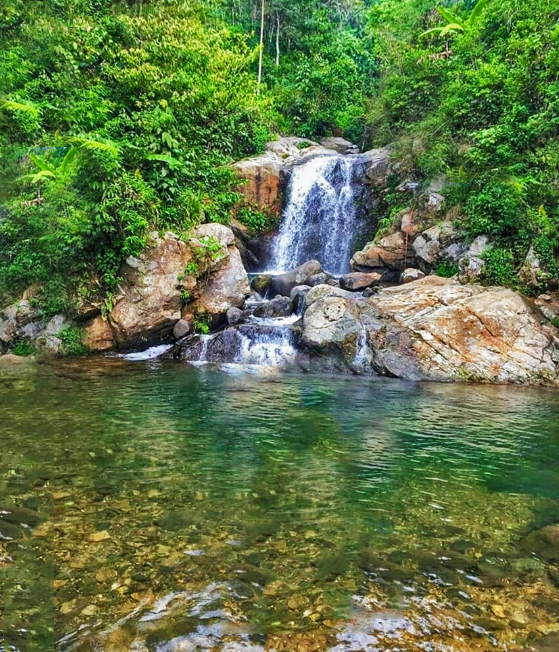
[0, 360, 558, 651]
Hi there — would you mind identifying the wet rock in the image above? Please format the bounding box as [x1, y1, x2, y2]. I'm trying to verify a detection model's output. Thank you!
[226, 307, 244, 326]
[0, 520, 24, 540]
[173, 319, 192, 339]
[271, 260, 322, 297]
[520, 525, 559, 562]
[475, 617, 508, 632]
[532, 596, 559, 617]
[549, 568, 559, 587]
[400, 268, 425, 284]
[340, 272, 382, 291]
[253, 295, 293, 319]
[474, 561, 509, 587]
[508, 557, 548, 583]
[251, 275, 273, 296]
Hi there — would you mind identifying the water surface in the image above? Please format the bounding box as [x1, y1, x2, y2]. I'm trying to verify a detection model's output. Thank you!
[1, 359, 559, 651]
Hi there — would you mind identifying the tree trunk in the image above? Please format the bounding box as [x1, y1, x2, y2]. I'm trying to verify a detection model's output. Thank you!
[257, 0, 265, 94]
[276, 14, 280, 66]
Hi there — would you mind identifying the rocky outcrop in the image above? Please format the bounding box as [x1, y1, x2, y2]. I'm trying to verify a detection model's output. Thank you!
[340, 272, 382, 291]
[0, 300, 68, 356]
[320, 137, 359, 155]
[301, 276, 559, 386]
[84, 227, 250, 352]
[351, 231, 411, 276]
[232, 137, 338, 217]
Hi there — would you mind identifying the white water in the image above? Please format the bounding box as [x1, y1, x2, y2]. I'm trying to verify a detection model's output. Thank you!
[235, 328, 297, 367]
[122, 344, 173, 361]
[353, 329, 372, 370]
[270, 155, 358, 275]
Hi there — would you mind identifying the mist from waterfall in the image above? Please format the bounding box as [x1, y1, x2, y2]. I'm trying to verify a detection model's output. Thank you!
[270, 155, 358, 275]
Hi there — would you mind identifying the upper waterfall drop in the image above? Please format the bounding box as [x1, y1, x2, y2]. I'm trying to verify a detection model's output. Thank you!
[270, 155, 359, 276]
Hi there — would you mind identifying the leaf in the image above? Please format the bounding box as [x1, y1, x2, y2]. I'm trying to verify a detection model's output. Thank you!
[60, 147, 80, 175]
[0, 99, 40, 117]
[440, 23, 465, 37]
[468, 0, 493, 26]
[28, 152, 54, 173]
[146, 154, 183, 167]
[420, 26, 447, 38]
[67, 137, 119, 155]
[437, 6, 463, 27]
[17, 170, 56, 184]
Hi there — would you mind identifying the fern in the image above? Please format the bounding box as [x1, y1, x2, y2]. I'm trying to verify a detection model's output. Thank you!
[67, 137, 119, 155]
[0, 99, 40, 117]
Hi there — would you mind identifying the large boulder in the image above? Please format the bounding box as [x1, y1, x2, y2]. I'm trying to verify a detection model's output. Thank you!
[84, 228, 250, 352]
[320, 137, 359, 155]
[340, 272, 382, 291]
[412, 221, 460, 267]
[300, 276, 559, 386]
[270, 260, 322, 297]
[458, 236, 492, 284]
[253, 295, 293, 319]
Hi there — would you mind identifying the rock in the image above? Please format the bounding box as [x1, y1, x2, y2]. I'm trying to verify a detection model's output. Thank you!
[401, 211, 422, 238]
[362, 147, 392, 185]
[351, 231, 410, 273]
[458, 236, 491, 284]
[88, 531, 111, 543]
[253, 295, 293, 319]
[271, 260, 322, 297]
[320, 137, 359, 155]
[251, 275, 273, 296]
[84, 232, 195, 352]
[307, 273, 331, 287]
[340, 272, 382, 291]
[34, 314, 67, 356]
[520, 525, 559, 562]
[232, 137, 333, 217]
[413, 221, 459, 266]
[300, 276, 559, 385]
[188, 225, 250, 324]
[519, 246, 541, 288]
[226, 307, 244, 326]
[82, 316, 114, 352]
[290, 285, 311, 314]
[173, 319, 192, 339]
[400, 268, 425, 284]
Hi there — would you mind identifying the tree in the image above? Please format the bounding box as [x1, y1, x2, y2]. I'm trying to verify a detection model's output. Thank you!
[420, 0, 493, 39]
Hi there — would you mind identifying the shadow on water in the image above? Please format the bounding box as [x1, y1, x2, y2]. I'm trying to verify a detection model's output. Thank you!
[1, 359, 559, 651]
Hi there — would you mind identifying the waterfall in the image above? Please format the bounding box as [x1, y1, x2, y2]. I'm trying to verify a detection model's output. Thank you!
[270, 155, 358, 275]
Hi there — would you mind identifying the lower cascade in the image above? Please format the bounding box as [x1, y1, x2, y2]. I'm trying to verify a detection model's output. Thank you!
[270, 155, 359, 276]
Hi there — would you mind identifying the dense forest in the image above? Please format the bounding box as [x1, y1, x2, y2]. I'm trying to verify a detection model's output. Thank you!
[0, 0, 558, 317]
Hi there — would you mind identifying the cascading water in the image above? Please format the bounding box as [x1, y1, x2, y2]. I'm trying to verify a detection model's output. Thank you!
[270, 155, 358, 275]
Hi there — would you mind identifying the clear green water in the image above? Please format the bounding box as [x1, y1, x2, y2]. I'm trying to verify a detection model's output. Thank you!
[1, 359, 559, 652]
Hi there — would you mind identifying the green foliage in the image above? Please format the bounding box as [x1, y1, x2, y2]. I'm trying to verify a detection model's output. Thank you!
[12, 340, 35, 357]
[236, 206, 278, 233]
[58, 326, 89, 357]
[551, 317, 559, 329]
[366, 0, 559, 294]
[193, 314, 211, 335]
[435, 261, 459, 278]
[481, 248, 518, 288]
[0, 0, 272, 312]
[420, 0, 493, 39]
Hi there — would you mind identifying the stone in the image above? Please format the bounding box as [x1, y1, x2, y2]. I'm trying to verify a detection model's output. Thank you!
[300, 276, 559, 386]
[520, 525, 559, 562]
[319, 137, 359, 155]
[82, 316, 114, 352]
[519, 246, 541, 288]
[88, 531, 111, 543]
[290, 285, 311, 313]
[226, 307, 244, 326]
[458, 235, 491, 284]
[340, 272, 382, 291]
[173, 319, 192, 339]
[253, 296, 293, 319]
[270, 260, 322, 297]
[413, 221, 459, 266]
[307, 273, 331, 287]
[400, 268, 425, 284]
[351, 231, 411, 272]
[401, 211, 422, 238]
[251, 275, 273, 296]
[362, 147, 392, 185]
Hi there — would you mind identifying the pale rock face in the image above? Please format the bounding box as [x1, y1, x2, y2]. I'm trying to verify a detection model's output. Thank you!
[519, 246, 541, 288]
[340, 272, 382, 291]
[413, 221, 460, 266]
[301, 276, 559, 386]
[458, 236, 491, 284]
[320, 137, 359, 155]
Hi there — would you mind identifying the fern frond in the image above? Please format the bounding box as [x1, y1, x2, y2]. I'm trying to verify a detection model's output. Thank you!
[0, 99, 40, 117]
[67, 137, 119, 155]
[28, 152, 55, 173]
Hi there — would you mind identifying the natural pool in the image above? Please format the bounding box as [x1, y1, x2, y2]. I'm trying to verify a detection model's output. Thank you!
[1, 359, 559, 652]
